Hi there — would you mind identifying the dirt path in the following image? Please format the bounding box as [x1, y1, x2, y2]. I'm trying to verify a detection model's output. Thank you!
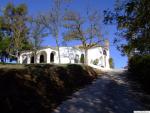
[53, 70, 149, 113]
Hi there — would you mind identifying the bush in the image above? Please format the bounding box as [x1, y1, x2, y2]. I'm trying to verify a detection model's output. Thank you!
[93, 59, 99, 65]
[80, 54, 84, 63]
[109, 58, 114, 68]
[128, 55, 150, 93]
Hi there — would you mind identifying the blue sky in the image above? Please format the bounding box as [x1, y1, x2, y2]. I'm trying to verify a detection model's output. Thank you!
[0, 0, 128, 68]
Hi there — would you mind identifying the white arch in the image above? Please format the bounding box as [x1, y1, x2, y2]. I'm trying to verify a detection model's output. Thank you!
[37, 51, 47, 63]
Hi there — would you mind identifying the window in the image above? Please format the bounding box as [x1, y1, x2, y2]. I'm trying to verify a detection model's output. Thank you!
[103, 50, 107, 56]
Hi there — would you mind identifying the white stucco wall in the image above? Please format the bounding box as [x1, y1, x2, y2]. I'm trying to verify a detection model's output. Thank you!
[19, 46, 110, 69]
[59, 47, 83, 64]
[19, 51, 32, 64]
[19, 48, 57, 64]
[87, 47, 110, 69]
[35, 48, 57, 63]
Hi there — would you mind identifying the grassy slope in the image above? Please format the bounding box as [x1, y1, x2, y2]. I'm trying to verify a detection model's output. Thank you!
[0, 64, 99, 113]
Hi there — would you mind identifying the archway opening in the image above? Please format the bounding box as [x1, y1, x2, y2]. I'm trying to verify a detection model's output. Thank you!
[40, 55, 44, 63]
[50, 52, 55, 63]
[31, 56, 34, 63]
[39, 51, 47, 63]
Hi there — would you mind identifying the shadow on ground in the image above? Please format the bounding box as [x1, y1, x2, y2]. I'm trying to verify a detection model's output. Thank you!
[53, 70, 148, 113]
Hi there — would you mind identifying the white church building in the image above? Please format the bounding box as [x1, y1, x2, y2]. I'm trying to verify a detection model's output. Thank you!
[18, 42, 110, 69]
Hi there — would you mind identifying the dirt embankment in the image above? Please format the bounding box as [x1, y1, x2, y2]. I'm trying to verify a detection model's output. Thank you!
[0, 64, 98, 113]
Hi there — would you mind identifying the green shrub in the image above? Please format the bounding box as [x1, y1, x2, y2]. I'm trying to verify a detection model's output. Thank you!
[128, 55, 150, 93]
[80, 54, 84, 63]
[93, 59, 99, 65]
[109, 58, 114, 68]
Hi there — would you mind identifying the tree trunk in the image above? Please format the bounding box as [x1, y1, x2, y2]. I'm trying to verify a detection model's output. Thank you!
[17, 56, 19, 63]
[56, 36, 61, 64]
[34, 50, 37, 63]
[84, 49, 88, 65]
[16, 50, 20, 64]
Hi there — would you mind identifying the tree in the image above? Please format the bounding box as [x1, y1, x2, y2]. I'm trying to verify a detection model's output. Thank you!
[39, 0, 70, 63]
[109, 57, 114, 68]
[29, 17, 45, 49]
[0, 8, 10, 63]
[104, 0, 150, 56]
[0, 37, 10, 63]
[28, 16, 48, 63]
[0, 3, 32, 62]
[63, 10, 104, 64]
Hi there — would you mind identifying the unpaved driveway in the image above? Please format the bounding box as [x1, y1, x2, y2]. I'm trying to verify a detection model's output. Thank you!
[53, 70, 149, 113]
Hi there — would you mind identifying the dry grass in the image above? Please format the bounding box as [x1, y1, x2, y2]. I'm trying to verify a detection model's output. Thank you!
[0, 64, 25, 69]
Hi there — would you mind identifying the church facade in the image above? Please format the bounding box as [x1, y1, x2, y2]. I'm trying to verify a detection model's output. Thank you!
[18, 44, 110, 69]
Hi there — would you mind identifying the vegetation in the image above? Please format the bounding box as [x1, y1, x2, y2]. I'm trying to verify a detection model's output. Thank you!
[0, 1, 106, 64]
[29, 16, 47, 50]
[93, 59, 99, 65]
[0, 37, 10, 62]
[80, 54, 84, 63]
[128, 55, 150, 93]
[2, 3, 32, 60]
[0, 64, 98, 113]
[28, 16, 48, 63]
[0, 3, 32, 63]
[104, 0, 150, 56]
[38, 0, 71, 64]
[109, 58, 114, 68]
[64, 10, 105, 64]
[104, 0, 150, 93]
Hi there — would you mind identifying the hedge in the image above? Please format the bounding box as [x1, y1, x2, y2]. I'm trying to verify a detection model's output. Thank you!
[128, 55, 150, 93]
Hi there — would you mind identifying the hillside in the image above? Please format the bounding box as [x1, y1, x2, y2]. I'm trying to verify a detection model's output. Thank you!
[0, 64, 98, 113]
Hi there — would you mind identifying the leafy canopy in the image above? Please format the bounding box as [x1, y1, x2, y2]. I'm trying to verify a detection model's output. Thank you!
[104, 0, 150, 55]
[0, 3, 32, 62]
